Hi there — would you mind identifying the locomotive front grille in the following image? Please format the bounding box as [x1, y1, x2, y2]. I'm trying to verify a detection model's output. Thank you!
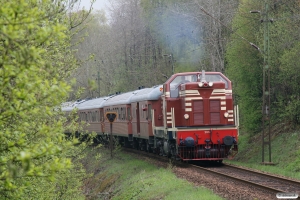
[193, 100, 203, 124]
[210, 100, 220, 124]
[178, 144, 230, 160]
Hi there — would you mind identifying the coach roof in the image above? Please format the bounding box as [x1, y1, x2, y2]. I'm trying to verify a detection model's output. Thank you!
[103, 90, 139, 107]
[130, 85, 163, 102]
[76, 97, 111, 110]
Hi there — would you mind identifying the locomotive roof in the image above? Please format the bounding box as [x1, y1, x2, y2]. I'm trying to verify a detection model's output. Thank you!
[76, 96, 111, 110]
[130, 85, 163, 102]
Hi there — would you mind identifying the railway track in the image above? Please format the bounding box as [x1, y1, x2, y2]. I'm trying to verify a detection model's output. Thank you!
[122, 147, 300, 199]
[190, 163, 300, 198]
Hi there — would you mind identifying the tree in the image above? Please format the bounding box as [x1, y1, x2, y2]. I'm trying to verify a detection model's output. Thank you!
[225, 0, 263, 133]
[0, 0, 91, 198]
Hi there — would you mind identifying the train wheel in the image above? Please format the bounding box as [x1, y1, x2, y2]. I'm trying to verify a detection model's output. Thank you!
[146, 143, 153, 153]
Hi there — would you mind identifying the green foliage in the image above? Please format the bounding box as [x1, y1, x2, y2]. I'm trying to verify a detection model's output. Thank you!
[275, 39, 300, 125]
[82, 146, 223, 200]
[0, 0, 89, 198]
[225, 0, 263, 133]
[227, 130, 300, 180]
[226, 0, 300, 131]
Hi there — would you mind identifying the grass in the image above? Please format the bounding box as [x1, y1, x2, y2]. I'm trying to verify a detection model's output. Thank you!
[225, 129, 300, 180]
[81, 146, 224, 200]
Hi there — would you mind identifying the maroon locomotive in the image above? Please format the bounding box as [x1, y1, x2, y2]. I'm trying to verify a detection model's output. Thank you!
[62, 71, 239, 161]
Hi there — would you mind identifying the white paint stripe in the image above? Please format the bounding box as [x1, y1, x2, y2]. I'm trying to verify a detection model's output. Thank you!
[167, 112, 172, 115]
[185, 97, 203, 101]
[212, 89, 225, 94]
[209, 96, 226, 100]
[228, 119, 234, 121]
[167, 121, 172, 123]
[221, 107, 226, 110]
[167, 117, 172, 119]
[221, 101, 226, 105]
[185, 108, 192, 112]
[228, 110, 233, 113]
[176, 127, 238, 131]
[229, 115, 233, 117]
[185, 103, 192, 106]
[184, 90, 200, 94]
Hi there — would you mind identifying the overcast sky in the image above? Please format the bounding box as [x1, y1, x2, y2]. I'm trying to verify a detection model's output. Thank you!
[79, 0, 109, 11]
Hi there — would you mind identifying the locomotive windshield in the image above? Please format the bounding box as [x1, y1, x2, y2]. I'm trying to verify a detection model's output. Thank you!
[169, 74, 229, 98]
[198, 74, 228, 89]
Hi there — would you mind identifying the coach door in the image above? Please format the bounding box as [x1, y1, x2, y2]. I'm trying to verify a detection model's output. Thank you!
[136, 102, 140, 134]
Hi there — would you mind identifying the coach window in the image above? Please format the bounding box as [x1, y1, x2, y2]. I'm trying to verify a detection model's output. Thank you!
[93, 111, 95, 122]
[123, 107, 125, 120]
[132, 107, 135, 119]
[122, 107, 125, 120]
[127, 107, 131, 120]
[120, 108, 123, 120]
[101, 110, 104, 122]
[141, 106, 144, 119]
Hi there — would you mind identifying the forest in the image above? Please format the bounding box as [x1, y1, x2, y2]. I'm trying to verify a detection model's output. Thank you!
[1, 0, 300, 198]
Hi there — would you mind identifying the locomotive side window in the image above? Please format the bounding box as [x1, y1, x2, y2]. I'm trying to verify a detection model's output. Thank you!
[148, 104, 152, 120]
[170, 75, 197, 98]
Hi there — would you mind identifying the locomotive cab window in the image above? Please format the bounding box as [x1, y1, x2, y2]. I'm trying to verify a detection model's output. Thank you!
[199, 74, 228, 88]
[169, 75, 197, 98]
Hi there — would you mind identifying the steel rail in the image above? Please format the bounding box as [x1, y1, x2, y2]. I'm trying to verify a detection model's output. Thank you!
[122, 147, 299, 199]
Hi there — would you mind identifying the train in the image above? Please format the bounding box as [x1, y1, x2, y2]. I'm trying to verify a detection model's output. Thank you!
[62, 71, 239, 162]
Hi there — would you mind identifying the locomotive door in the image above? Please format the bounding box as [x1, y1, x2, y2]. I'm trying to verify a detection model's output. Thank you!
[136, 102, 140, 134]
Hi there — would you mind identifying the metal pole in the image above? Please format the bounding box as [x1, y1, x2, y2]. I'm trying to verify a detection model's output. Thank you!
[262, 0, 272, 164]
[170, 54, 174, 75]
[98, 70, 100, 97]
[110, 122, 113, 158]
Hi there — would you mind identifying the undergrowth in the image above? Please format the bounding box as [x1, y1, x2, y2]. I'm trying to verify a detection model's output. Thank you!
[81, 146, 223, 200]
[226, 127, 300, 180]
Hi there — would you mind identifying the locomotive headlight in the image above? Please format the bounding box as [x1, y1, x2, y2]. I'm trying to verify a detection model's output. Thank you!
[184, 114, 189, 119]
[209, 82, 213, 87]
[198, 82, 203, 87]
[224, 112, 229, 118]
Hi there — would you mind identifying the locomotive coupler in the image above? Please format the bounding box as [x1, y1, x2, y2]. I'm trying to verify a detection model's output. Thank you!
[205, 139, 211, 157]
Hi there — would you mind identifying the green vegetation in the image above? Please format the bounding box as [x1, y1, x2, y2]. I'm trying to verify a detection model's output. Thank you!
[82, 147, 223, 200]
[0, 0, 93, 199]
[226, 128, 300, 180]
[226, 0, 300, 132]
[225, 0, 300, 182]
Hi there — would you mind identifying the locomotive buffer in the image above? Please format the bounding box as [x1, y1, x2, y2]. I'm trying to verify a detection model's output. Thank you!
[106, 112, 117, 158]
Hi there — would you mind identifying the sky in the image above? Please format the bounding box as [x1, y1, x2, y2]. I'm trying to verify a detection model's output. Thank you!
[79, 0, 109, 11]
